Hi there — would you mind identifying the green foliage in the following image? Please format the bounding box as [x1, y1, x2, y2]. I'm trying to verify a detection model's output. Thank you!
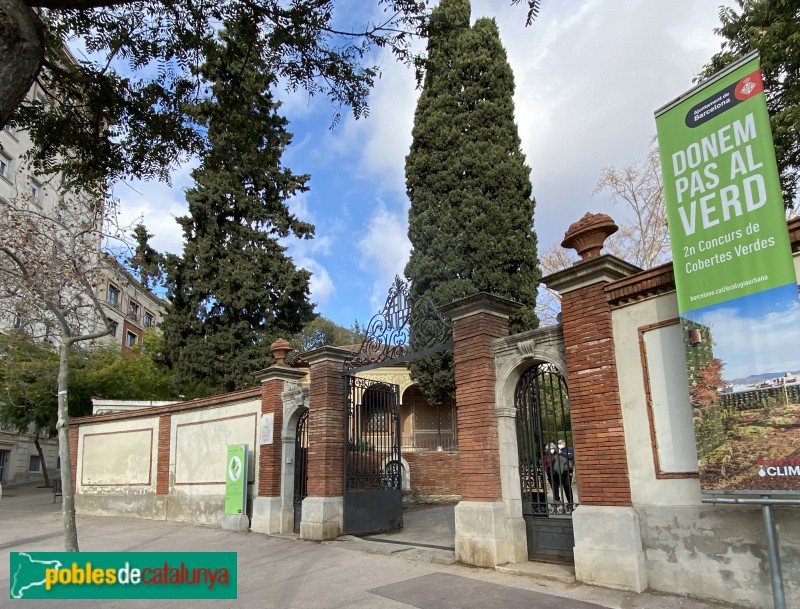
[290, 317, 365, 353]
[4, 2, 541, 196]
[405, 0, 540, 404]
[703, 0, 800, 207]
[8, 2, 432, 193]
[0, 333, 61, 435]
[76, 333, 183, 402]
[0, 332, 183, 437]
[156, 17, 315, 395]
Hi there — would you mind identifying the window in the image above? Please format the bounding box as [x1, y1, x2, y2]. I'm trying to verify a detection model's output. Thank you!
[29, 455, 41, 472]
[43, 323, 54, 345]
[107, 284, 120, 307]
[31, 180, 41, 204]
[125, 331, 138, 348]
[4, 122, 16, 138]
[128, 299, 140, 322]
[107, 318, 118, 337]
[0, 154, 10, 179]
[143, 311, 155, 328]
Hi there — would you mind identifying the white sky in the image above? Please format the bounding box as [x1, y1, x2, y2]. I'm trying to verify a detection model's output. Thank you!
[113, 0, 735, 328]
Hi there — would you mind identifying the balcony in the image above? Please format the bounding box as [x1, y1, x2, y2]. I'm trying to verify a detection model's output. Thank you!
[401, 431, 458, 452]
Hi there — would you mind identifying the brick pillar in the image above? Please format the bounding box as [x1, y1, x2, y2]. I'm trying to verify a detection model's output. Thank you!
[544, 212, 648, 592]
[546, 258, 639, 506]
[250, 362, 307, 535]
[258, 377, 284, 498]
[68, 425, 79, 492]
[156, 415, 171, 495]
[299, 346, 352, 540]
[441, 293, 527, 567]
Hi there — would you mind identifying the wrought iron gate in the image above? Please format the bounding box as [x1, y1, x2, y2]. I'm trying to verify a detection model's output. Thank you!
[343, 376, 402, 534]
[515, 363, 576, 562]
[293, 410, 309, 533]
[341, 276, 451, 536]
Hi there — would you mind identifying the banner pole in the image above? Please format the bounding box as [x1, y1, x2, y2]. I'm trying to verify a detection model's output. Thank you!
[762, 497, 786, 609]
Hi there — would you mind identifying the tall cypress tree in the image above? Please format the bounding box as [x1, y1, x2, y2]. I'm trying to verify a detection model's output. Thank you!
[161, 16, 315, 394]
[405, 0, 540, 404]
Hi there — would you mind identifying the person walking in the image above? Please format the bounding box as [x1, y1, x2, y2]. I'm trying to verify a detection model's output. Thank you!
[557, 438, 575, 509]
[542, 443, 561, 504]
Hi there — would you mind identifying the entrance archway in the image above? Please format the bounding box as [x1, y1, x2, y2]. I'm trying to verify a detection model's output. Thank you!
[515, 362, 576, 562]
[293, 410, 309, 533]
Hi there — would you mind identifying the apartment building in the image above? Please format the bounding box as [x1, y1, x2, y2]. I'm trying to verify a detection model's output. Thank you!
[1, 80, 167, 486]
[98, 254, 167, 353]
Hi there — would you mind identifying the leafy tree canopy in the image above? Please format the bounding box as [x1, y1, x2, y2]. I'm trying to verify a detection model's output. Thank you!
[290, 316, 365, 353]
[2, 0, 541, 195]
[702, 0, 800, 208]
[0, 331, 181, 433]
[77, 332, 184, 401]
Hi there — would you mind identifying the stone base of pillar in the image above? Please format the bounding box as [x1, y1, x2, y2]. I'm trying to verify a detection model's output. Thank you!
[572, 505, 648, 592]
[454, 501, 527, 567]
[299, 496, 343, 541]
[220, 513, 250, 532]
[250, 496, 291, 535]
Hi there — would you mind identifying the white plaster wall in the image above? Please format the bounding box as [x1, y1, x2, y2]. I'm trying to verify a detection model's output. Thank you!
[611, 269, 800, 608]
[611, 293, 702, 507]
[794, 250, 800, 279]
[81, 429, 153, 486]
[641, 326, 698, 473]
[639, 504, 798, 608]
[75, 398, 262, 525]
[76, 417, 159, 494]
[171, 400, 260, 497]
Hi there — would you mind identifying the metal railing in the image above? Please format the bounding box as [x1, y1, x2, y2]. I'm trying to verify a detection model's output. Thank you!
[401, 432, 458, 452]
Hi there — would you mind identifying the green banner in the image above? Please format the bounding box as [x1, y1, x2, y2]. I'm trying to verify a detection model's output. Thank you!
[656, 53, 794, 310]
[656, 52, 800, 495]
[9, 552, 236, 599]
[224, 444, 247, 515]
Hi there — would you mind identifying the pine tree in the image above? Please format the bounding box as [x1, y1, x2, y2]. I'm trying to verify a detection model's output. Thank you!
[160, 16, 315, 394]
[405, 0, 540, 404]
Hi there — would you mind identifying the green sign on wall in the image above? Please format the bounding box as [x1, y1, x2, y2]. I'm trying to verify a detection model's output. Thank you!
[224, 444, 248, 515]
[656, 52, 800, 494]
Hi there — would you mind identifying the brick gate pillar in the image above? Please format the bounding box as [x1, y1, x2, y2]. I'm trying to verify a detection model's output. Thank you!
[441, 293, 528, 567]
[299, 346, 351, 540]
[251, 339, 307, 535]
[543, 212, 647, 591]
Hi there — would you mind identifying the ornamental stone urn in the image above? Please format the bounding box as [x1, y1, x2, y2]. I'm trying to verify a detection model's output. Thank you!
[561, 212, 618, 262]
[269, 338, 293, 366]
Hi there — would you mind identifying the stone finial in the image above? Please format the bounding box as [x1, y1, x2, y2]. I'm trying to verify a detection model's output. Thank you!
[269, 338, 293, 366]
[561, 212, 618, 262]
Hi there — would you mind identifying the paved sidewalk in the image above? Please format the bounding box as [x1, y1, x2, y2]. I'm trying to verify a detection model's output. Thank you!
[1, 484, 745, 609]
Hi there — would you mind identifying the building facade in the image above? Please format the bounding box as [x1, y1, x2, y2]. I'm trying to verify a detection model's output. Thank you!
[0, 80, 167, 486]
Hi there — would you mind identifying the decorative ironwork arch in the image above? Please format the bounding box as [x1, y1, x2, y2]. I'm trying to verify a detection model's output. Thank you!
[344, 275, 452, 372]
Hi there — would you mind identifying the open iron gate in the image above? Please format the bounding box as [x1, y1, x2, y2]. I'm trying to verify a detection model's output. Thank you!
[293, 410, 309, 533]
[341, 276, 451, 536]
[343, 376, 403, 535]
[515, 363, 576, 562]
